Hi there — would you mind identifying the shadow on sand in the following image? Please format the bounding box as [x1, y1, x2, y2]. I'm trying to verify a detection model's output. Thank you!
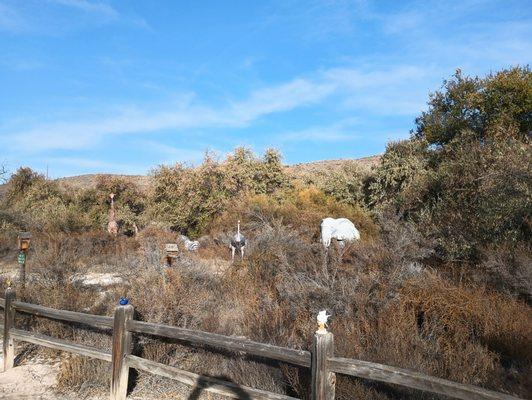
[187, 375, 251, 400]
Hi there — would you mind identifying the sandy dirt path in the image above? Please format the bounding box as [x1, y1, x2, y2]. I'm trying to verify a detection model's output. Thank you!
[0, 352, 61, 399]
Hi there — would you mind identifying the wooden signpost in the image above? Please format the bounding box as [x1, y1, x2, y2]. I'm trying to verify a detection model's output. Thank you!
[165, 243, 179, 267]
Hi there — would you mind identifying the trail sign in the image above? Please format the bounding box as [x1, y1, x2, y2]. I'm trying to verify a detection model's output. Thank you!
[18, 251, 26, 264]
[165, 243, 179, 255]
[165, 243, 179, 267]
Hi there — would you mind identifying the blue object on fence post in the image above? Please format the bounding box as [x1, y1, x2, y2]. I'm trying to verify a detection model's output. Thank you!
[119, 297, 128, 305]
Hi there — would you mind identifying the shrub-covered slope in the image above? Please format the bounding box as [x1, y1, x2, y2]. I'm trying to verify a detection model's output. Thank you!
[0, 66, 530, 399]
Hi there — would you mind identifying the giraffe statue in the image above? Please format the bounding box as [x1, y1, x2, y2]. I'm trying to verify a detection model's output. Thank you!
[107, 193, 118, 236]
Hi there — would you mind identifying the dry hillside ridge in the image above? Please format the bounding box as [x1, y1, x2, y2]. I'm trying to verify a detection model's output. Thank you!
[2, 155, 380, 193]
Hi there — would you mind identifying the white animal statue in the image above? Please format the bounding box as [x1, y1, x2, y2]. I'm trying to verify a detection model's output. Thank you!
[317, 310, 331, 333]
[320, 217, 360, 248]
[180, 235, 200, 251]
[230, 220, 246, 263]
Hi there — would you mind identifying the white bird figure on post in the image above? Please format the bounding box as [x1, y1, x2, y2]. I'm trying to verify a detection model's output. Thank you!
[317, 310, 331, 334]
[230, 220, 246, 263]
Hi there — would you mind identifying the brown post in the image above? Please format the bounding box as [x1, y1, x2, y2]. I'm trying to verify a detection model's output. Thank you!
[110, 303, 134, 400]
[311, 329, 336, 400]
[3, 287, 16, 372]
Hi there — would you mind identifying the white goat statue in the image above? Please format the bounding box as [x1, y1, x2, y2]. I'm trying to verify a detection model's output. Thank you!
[320, 217, 360, 249]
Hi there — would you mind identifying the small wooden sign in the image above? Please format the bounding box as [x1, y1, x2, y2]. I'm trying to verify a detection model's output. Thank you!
[165, 243, 179, 252]
[165, 243, 179, 258]
[17, 232, 32, 251]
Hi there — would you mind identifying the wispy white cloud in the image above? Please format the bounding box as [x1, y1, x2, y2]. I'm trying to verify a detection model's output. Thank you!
[0, 56, 45, 71]
[45, 156, 152, 176]
[0, 2, 27, 33]
[139, 141, 206, 165]
[2, 43, 523, 157]
[229, 78, 336, 124]
[1, 76, 337, 153]
[322, 65, 436, 115]
[0, 0, 148, 34]
[277, 118, 361, 143]
[0, 63, 442, 158]
[49, 0, 118, 18]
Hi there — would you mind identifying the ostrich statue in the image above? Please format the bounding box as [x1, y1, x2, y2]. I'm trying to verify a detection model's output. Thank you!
[230, 220, 246, 263]
[107, 193, 118, 236]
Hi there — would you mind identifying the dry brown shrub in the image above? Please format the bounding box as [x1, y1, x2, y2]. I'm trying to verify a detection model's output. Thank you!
[211, 188, 379, 245]
[57, 354, 110, 393]
[365, 273, 531, 392]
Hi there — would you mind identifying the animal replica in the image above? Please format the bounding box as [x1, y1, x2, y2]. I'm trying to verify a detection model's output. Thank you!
[230, 220, 246, 263]
[180, 235, 200, 251]
[107, 193, 118, 236]
[320, 217, 360, 248]
[317, 310, 331, 333]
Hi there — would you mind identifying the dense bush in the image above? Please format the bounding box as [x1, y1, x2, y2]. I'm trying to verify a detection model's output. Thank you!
[290, 160, 368, 206]
[370, 66, 531, 269]
[414, 67, 531, 145]
[147, 147, 288, 236]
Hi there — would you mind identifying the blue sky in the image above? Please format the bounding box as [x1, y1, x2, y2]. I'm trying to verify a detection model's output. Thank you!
[0, 0, 530, 177]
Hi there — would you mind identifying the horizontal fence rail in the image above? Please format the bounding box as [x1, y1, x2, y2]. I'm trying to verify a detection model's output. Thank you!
[128, 319, 311, 367]
[328, 357, 521, 400]
[13, 300, 113, 329]
[10, 328, 112, 362]
[0, 290, 524, 400]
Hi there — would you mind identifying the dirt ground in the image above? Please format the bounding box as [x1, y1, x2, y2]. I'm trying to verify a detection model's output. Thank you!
[0, 345, 64, 400]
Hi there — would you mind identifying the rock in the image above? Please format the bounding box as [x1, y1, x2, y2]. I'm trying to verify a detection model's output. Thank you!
[71, 273, 125, 289]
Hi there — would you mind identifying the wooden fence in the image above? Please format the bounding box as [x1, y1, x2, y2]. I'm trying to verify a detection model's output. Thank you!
[0, 288, 523, 400]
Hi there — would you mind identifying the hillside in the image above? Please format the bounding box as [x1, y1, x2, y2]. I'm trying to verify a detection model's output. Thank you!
[56, 173, 152, 192]
[286, 155, 381, 181]
[0, 155, 381, 194]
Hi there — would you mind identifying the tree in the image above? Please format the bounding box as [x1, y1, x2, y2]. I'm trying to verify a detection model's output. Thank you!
[414, 66, 531, 146]
[0, 163, 7, 183]
[5, 167, 45, 204]
[371, 66, 532, 262]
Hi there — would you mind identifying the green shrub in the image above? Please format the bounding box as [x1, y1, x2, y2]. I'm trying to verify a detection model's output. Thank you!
[370, 67, 531, 265]
[147, 148, 289, 236]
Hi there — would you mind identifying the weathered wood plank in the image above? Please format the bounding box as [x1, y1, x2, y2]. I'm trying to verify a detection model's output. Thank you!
[10, 328, 111, 362]
[128, 320, 311, 367]
[3, 288, 16, 371]
[110, 304, 134, 400]
[127, 354, 299, 400]
[12, 301, 113, 329]
[311, 332, 335, 400]
[328, 357, 523, 400]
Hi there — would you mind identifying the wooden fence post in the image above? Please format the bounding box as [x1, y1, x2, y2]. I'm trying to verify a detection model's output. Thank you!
[110, 302, 134, 400]
[311, 316, 336, 400]
[3, 287, 16, 372]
